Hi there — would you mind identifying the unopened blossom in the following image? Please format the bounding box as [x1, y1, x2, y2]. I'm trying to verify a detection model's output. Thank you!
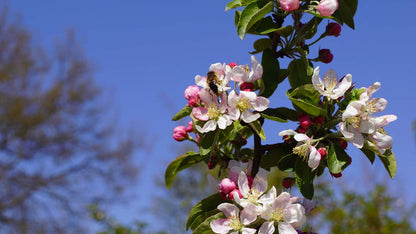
[173, 126, 188, 141]
[186, 121, 193, 132]
[299, 113, 312, 129]
[312, 66, 352, 100]
[230, 56, 263, 83]
[228, 90, 269, 123]
[219, 178, 237, 195]
[258, 192, 306, 234]
[195, 63, 232, 93]
[326, 22, 341, 37]
[318, 0, 339, 17]
[184, 85, 200, 100]
[192, 89, 233, 133]
[318, 49, 334, 63]
[210, 203, 257, 234]
[278, 130, 321, 170]
[234, 170, 276, 214]
[280, 0, 300, 11]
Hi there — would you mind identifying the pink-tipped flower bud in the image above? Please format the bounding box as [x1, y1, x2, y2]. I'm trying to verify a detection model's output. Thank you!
[220, 178, 237, 195]
[282, 177, 296, 189]
[318, 147, 327, 158]
[331, 171, 342, 178]
[337, 139, 348, 149]
[326, 22, 341, 37]
[280, 0, 300, 11]
[186, 121, 193, 133]
[246, 175, 254, 188]
[314, 116, 324, 125]
[299, 113, 312, 129]
[297, 126, 307, 134]
[318, 0, 339, 17]
[229, 189, 243, 200]
[187, 97, 199, 107]
[184, 85, 200, 101]
[228, 62, 237, 68]
[318, 49, 334, 64]
[173, 126, 187, 141]
[240, 82, 254, 91]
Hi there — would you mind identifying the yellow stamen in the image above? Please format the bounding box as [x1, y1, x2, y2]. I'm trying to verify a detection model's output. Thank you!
[207, 103, 220, 120]
[293, 144, 309, 159]
[237, 98, 250, 111]
[270, 207, 285, 222]
[227, 215, 242, 230]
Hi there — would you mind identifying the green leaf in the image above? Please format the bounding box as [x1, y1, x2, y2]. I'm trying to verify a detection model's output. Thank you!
[261, 107, 298, 122]
[295, 159, 315, 199]
[250, 38, 272, 54]
[248, 120, 266, 140]
[186, 193, 226, 230]
[291, 17, 322, 47]
[377, 149, 397, 179]
[225, 0, 261, 10]
[360, 148, 375, 164]
[172, 105, 192, 121]
[234, 10, 242, 27]
[259, 49, 281, 98]
[193, 212, 226, 234]
[287, 84, 326, 117]
[287, 59, 312, 88]
[333, 0, 358, 29]
[199, 130, 218, 156]
[327, 143, 350, 174]
[260, 143, 294, 170]
[237, 1, 274, 39]
[165, 151, 203, 189]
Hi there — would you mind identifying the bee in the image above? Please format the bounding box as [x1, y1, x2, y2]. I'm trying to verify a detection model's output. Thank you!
[206, 71, 220, 94]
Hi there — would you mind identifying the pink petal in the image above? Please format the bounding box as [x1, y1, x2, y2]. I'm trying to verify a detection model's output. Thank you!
[210, 218, 232, 233]
[252, 97, 270, 111]
[192, 107, 209, 121]
[258, 221, 275, 234]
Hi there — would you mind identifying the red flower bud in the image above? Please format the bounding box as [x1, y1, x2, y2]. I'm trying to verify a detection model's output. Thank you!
[280, 0, 300, 11]
[229, 189, 243, 200]
[282, 177, 296, 189]
[228, 62, 237, 68]
[331, 172, 342, 178]
[240, 82, 254, 91]
[299, 113, 312, 129]
[337, 139, 348, 149]
[283, 135, 293, 143]
[318, 147, 327, 158]
[297, 126, 307, 134]
[188, 97, 199, 107]
[220, 178, 237, 194]
[314, 116, 324, 125]
[173, 126, 187, 141]
[326, 22, 341, 37]
[186, 121, 194, 133]
[207, 155, 216, 169]
[319, 49, 334, 64]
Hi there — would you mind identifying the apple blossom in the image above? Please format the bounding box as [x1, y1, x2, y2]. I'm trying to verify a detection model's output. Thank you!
[173, 126, 188, 141]
[280, 0, 300, 11]
[278, 130, 321, 170]
[184, 85, 200, 100]
[318, 0, 339, 17]
[299, 113, 312, 129]
[195, 62, 231, 93]
[229, 56, 263, 83]
[258, 192, 306, 234]
[312, 66, 352, 100]
[186, 120, 194, 133]
[210, 203, 257, 234]
[228, 90, 269, 123]
[192, 89, 233, 133]
[220, 178, 237, 195]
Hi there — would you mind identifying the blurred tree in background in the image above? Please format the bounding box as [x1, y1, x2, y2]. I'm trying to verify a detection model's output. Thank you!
[0, 9, 143, 233]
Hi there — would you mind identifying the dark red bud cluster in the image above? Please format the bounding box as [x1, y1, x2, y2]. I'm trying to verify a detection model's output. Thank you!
[240, 82, 254, 91]
[326, 22, 341, 37]
[319, 49, 334, 64]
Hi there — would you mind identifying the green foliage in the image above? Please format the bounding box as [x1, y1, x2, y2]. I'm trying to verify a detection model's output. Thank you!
[260, 143, 294, 170]
[327, 143, 350, 174]
[287, 84, 327, 117]
[165, 151, 204, 188]
[287, 59, 313, 88]
[236, 1, 274, 39]
[261, 107, 298, 122]
[259, 49, 282, 98]
[186, 193, 226, 230]
[172, 105, 192, 121]
[377, 149, 397, 179]
[333, 0, 359, 29]
[295, 159, 316, 199]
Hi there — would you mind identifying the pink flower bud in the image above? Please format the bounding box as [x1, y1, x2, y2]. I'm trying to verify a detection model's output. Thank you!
[314, 116, 324, 125]
[282, 177, 296, 189]
[246, 175, 254, 188]
[318, 147, 327, 157]
[326, 22, 341, 37]
[318, 49, 334, 64]
[188, 97, 199, 107]
[240, 82, 254, 91]
[280, 0, 300, 11]
[297, 126, 307, 134]
[229, 189, 243, 200]
[220, 178, 237, 194]
[318, 0, 338, 17]
[184, 85, 200, 100]
[186, 121, 193, 133]
[331, 171, 342, 178]
[228, 62, 237, 68]
[173, 126, 187, 141]
[299, 113, 312, 129]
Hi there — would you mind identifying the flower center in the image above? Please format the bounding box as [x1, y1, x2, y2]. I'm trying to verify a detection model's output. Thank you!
[345, 116, 361, 128]
[237, 98, 250, 111]
[323, 75, 338, 93]
[293, 144, 309, 158]
[270, 207, 285, 222]
[246, 188, 261, 204]
[227, 215, 242, 231]
[207, 103, 220, 120]
[365, 99, 377, 115]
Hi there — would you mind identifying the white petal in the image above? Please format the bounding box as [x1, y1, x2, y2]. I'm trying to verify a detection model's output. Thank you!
[195, 75, 207, 88]
[312, 67, 325, 95]
[278, 222, 297, 234]
[371, 97, 387, 113]
[359, 120, 375, 134]
[284, 203, 306, 225]
[210, 219, 232, 233]
[217, 115, 229, 129]
[201, 120, 217, 133]
[218, 203, 239, 218]
[238, 171, 250, 197]
[199, 88, 216, 104]
[240, 91, 258, 102]
[278, 129, 297, 136]
[240, 204, 258, 225]
[231, 66, 248, 82]
[209, 63, 226, 77]
[273, 192, 291, 210]
[367, 82, 381, 97]
[258, 221, 275, 234]
[241, 110, 260, 123]
[259, 186, 277, 206]
[251, 97, 270, 111]
[228, 90, 239, 107]
[228, 107, 240, 121]
[308, 146, 321, 170]
[294, 133, 310, 142]
[331, 73, 352, 99]
[347, 125, 364, 148]
[242, 228, 257, 234]
[252, 169, 268, 194]
[371, 132, 393, 149]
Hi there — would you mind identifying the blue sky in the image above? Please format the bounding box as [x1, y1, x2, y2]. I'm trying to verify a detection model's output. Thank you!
[6, 0, 416, 231]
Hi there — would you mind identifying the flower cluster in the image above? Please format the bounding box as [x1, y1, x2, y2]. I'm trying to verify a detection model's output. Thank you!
[211, 161, 307, 234]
